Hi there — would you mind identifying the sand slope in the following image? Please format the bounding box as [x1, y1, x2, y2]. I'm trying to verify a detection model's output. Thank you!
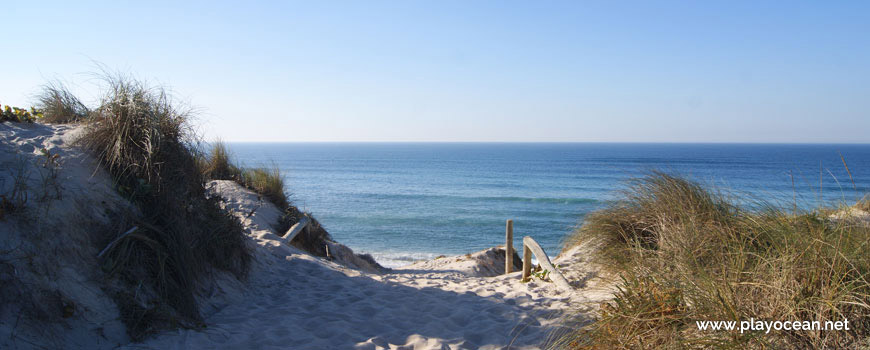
[129, 182, 613, 350]
[1, 122, 131, 349]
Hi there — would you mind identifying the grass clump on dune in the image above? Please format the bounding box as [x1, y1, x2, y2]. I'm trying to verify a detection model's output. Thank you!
[241, 166, 290, 210]
[201, 141, 288, 209]
[200, 138, 241, 181]
[202, 141, 333, 256]
[36, 81, 90, 123]
[80, 72, 251, 340]
[558, 172, 870, 350]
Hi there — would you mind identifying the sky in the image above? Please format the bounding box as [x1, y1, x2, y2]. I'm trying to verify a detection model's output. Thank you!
[2, 1, 869, 143]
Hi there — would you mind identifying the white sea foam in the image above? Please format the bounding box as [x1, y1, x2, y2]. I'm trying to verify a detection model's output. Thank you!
[365, 250, 444, 268]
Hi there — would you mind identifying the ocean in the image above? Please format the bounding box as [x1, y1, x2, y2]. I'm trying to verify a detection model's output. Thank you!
[228, 143, 870, 268]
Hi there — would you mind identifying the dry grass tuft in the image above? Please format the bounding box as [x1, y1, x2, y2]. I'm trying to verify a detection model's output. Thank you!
[0, 157, 31, 220]
[202, 141, 289, 210]
[80, 72, 250, 340]
[36, 81, 90, 123]
[200, 140, 241, 182]
[558, 172, 870, 350]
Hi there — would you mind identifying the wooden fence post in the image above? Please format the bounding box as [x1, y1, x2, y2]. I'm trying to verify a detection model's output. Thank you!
[522, 243, 532, 282]
[505, 219, 514, 274]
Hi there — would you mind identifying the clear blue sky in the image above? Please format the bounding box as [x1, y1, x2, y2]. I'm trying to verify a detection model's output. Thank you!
[3, 1, 869, 142]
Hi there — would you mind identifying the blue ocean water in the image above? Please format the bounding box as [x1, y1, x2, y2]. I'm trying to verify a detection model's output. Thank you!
[228, 143, 870, 267]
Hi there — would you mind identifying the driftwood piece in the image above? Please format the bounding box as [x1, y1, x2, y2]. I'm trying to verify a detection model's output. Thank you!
[282, 216, 310, 244]
[97, 226, 139, 258]
[522, 236, 573, 292]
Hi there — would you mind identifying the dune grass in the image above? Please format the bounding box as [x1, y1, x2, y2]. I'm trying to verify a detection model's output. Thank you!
[558, 172, 870, 349]
[200, 139, 241, 182]
[79, 72, 251, 340]
[241, 166, 290, 210]
[36, 81, 90, 123]
[201, 141, 289, 209]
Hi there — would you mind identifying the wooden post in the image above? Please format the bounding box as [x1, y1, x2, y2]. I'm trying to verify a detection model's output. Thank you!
[505, 219, 514, 274]
[522, 243, 532, 282]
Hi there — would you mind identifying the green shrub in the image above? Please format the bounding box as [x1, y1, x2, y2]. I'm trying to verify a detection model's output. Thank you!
[1, 103, 42, 123]
[558, 172, 870, 350]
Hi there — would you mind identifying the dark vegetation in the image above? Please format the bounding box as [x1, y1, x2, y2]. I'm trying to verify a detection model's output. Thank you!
[74, 73, 251, 340]
[558, 172, 870, 349]
[0, 158, 29, 220]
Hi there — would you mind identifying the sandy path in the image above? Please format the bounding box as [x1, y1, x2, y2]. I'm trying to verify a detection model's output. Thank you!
[119, 180, 611, 350]
[124, 240, 609, 350]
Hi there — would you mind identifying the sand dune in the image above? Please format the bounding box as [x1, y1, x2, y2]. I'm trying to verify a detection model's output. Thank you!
[1, 122, 612, 350]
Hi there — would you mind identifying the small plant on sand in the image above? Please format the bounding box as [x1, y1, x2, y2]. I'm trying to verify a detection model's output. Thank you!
[556, 172, 870, 350]
[529, 264, 561, 282]
[0, 157, 31, 220]
[532, 267, 551, 281]
[37, 148, 63, 201]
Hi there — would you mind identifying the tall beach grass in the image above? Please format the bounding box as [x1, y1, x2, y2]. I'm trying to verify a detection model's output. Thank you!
[80, 72, 251, 339]
[557, 172, 869, 349]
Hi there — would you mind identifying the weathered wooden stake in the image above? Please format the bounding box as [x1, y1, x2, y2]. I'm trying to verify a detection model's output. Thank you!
[505, 219, 514, 274]
[522, 243, 532, 282]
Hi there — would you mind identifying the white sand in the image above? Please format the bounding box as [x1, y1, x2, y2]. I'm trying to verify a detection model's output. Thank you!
[829, 206, 870, 227]
[129, 181, 614, 350]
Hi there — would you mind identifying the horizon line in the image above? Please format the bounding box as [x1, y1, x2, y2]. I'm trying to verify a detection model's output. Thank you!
[219, 140, 870, 145]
